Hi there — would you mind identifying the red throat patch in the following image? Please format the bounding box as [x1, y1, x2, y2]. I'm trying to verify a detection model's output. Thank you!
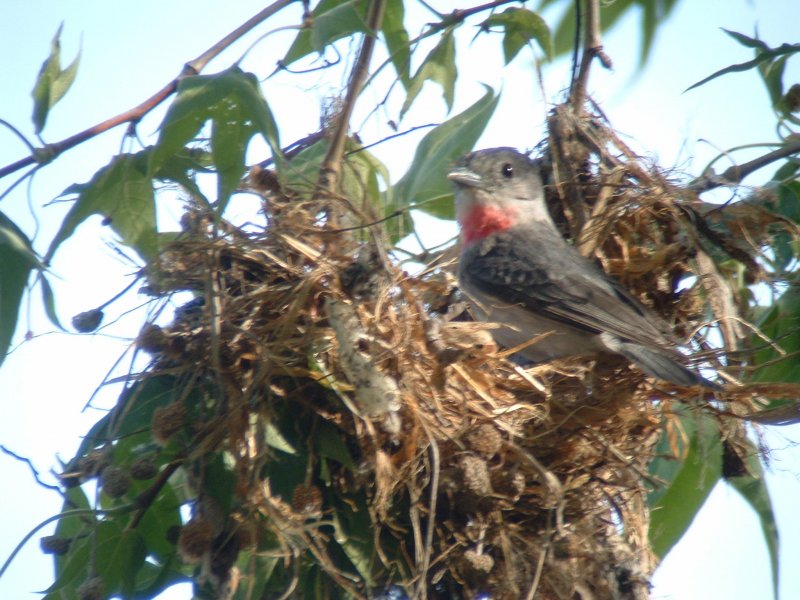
[460, 204, 517, 244]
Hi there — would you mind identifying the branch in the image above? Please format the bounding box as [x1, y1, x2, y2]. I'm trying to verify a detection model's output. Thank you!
[127, 458, 184, 530]
[689, 138, 800, 193]
[316, 0, 387, 211]
[569, 0, 612, 111]
[0, 0, 295, 181]
[0, 445, 61, 492]
[436, 0, 520, 30]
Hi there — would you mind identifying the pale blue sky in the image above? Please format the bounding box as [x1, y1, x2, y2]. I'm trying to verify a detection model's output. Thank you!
[1, 1, 798, 599]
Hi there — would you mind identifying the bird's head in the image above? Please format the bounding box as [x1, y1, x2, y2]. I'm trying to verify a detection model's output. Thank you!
[448, 147, 549, 245]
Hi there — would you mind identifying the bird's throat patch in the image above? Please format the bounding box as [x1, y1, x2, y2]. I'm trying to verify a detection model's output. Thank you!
[460, 204, 517, 244]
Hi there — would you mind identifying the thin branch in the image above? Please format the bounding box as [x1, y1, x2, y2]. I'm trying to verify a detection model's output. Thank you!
[316, 0, 387, 212]
[127, 458, 183, 529]
[0, 445, 62, 492]
[434, 0, 519, 31]
[689, 138, 800, 192]
[351, 122, 437, 154]
[0, 118, 37, 154]
[0, 0, 295, 181]
[569, 0, 612, 111]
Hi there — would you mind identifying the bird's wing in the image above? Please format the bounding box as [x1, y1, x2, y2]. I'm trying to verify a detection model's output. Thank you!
[462, 229, 677, 350]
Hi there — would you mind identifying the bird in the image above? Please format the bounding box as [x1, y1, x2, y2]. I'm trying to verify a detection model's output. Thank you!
[448, 147, 718, 388]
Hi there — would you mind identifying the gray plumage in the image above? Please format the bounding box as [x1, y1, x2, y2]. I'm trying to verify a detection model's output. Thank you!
[450, 147, 717, 388]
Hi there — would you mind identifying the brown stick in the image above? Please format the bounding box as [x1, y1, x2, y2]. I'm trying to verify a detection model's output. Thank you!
[569, 0, 612, 111]
[689, 138, 800, 193]
[0, 0, 295, 181]
[315, 0, 387, 214]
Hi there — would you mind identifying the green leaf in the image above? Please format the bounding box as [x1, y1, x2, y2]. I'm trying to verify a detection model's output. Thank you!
[282, 0, 368, 67]
[484, 8, 552, 64]
[46, 151, 156, 262]
[751, 286, 800, 383]
[315, 420, 355, 469]
[150, 68, 281, 209]
[95, 528, 147, 597]
[211, 98, 254, 209]
[233, 552, 280, 600]
[648, 412, 722, 559]
[154, 149, 214, 208]
[330, 493, 375, 584]
[686, 39, 800, 92]
[0, 211, 42, 366]
[727, 445, 780, 596]
[551, 0, 631, 62]
[549, 0, 678, 66]
[39, 273, 63, 331]
[400, 29, 457, 118]
[638, 0, 680, 67]
[47, 519, 123, 593]
[132, 556, 189, 597]
[760, 55, 788, 112]
[108, 375, 194, 444]
[722, 28, 769, 50]
[283, 138, 328, 193]
[31, 23, 81, 134]
[204, 453, 237, 514]
[391, 87, 499, 221]
[342, 141, 391, 215]
[311, 1, 370, 53]
[382, 0, 411, 87]
[265, 421, 298, 454]
[136, 486, 182, 562]
[50, 487, 92, 586]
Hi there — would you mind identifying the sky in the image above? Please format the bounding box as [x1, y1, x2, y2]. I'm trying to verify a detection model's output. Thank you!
[0, 1, 799, 599]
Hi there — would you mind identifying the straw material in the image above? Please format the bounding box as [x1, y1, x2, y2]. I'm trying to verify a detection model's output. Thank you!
[136, 104, 799, 599]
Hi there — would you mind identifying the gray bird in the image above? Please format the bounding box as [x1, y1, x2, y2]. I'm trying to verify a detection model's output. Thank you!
[449, 147, 717, 388]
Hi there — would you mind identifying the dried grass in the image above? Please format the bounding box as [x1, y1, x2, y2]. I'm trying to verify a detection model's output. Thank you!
[135, 104, 800, 599]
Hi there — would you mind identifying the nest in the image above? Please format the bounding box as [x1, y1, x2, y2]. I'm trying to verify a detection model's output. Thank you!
[114, 104, 792, 599]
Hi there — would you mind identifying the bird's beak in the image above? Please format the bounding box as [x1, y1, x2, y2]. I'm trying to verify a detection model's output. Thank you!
[447, 167, 484, 189]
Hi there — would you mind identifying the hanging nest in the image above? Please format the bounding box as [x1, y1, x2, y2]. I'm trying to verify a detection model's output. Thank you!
[73, 103, 798, 599]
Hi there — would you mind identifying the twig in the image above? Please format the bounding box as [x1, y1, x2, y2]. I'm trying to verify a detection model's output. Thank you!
[0, 445, 62, 492]
[351, 123, 438, 154]
[316, 0, 387, 217]
[415, 427, 440, 600]
[0, 118, 36, 154]
[127, 458, 183, 529]
[569, 0, 613, 111]
[689, 138, 800, 192]
[434, 0, 519, 31]
[0, 0, 295, 181]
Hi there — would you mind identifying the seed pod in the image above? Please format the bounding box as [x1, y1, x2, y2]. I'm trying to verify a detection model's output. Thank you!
[291, 483, 323, 516]
[130, 456, 158, 480]
[151, 402, 187, 446]
[465, 423, 503, 458]
[72, 309, 104, 333]
[77, 576, 105, 600]
[40, 535, 71, 555]
[178, 518, 214, 564]
[100, 466, 130, 499]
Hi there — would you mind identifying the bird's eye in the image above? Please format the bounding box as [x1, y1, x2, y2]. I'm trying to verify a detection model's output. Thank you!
[501, 163, 514, 178]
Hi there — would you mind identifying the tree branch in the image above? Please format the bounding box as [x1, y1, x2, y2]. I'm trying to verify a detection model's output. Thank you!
[569, 0, 612, 111]
[689, 138, 800, 192]
[316, 0, 387, 214]
[0, 445, 61, 492]
[0, 0, 295, 181]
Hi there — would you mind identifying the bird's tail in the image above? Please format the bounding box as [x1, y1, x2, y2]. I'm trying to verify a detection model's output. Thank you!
[616, 341, 720, 390]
